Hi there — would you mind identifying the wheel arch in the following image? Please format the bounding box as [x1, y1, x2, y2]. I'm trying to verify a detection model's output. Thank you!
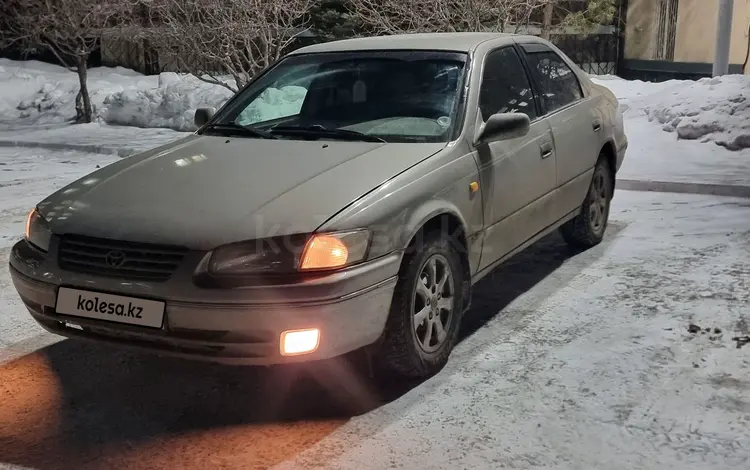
[402, 207, 473, 313]
[600, 140, 617, 198]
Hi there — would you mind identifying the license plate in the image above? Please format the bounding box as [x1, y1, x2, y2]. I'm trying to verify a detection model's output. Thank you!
[55, 287, 165, 328]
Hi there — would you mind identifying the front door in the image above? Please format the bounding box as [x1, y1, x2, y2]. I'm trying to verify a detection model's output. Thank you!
[473, 46, 557, 271]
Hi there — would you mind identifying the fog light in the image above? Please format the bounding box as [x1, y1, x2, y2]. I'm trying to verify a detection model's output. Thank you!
[280, 328, 320, 356]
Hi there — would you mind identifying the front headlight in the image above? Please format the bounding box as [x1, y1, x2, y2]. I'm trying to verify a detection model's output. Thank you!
[25, 208, 52, 252]
[207, 229, 371, 276]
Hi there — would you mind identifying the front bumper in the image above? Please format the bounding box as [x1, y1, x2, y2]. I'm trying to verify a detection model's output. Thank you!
[9, 239, 400, 365]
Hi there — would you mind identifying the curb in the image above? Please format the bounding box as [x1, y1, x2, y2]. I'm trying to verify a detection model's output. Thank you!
[617, 179, 750, 199]
[0, 140, 139, 157]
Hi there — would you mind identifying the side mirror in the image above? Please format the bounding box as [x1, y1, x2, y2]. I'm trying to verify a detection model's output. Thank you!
[194, 107, 216, 128]
[475, 112, 530, 146]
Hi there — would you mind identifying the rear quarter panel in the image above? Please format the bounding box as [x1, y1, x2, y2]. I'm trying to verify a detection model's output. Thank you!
[591, 82, 628, 172]
[545, 41, 626, 173]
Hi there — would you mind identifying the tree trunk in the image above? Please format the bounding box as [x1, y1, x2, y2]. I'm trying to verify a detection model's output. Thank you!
[542, 2, 555, 40]
[75, 55, 93, 123]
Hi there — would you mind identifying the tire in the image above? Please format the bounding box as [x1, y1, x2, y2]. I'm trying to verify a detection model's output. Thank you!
[560, 157, 613, 248]
[378, 233, 465, 379]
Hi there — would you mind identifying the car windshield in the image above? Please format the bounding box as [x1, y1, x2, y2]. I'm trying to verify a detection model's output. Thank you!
[207, 50, 468, 143]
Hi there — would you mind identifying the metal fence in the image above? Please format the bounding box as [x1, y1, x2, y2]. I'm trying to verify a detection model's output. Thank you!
[551, 31, 620, 75]
[95, 34, 318, 76]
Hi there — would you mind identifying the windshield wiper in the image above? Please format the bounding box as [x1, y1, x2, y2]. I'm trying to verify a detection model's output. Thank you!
[201, 122, 278, 139]
[269, 125, 386, 143]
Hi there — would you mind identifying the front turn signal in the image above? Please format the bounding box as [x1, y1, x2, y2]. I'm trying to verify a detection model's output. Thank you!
[298, 230, 370, 271]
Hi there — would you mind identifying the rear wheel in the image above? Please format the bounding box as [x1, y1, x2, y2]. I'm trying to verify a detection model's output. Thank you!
[378, 233, 465, 379]
[560, 157, 613, 248]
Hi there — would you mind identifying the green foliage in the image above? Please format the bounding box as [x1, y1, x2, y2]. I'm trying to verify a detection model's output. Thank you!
[560, 0, 618, 35]
[309, 0, 362, 41]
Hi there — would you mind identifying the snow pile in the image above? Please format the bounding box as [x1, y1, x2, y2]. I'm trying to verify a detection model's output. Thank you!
[104, 77, 306, 131]
[1, 58, 159, 125]
[0, 59, 307, 132]
[0, 59, 233, 130]
[100, 72, 235, 131]
[644, 76, 750, 151]
[593, 74, 750, 151]
[591, 75, 685, 113]
[0, 59, 72, 123]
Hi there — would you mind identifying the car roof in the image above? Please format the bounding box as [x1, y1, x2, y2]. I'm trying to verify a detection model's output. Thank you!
[290, 32, 544, 55]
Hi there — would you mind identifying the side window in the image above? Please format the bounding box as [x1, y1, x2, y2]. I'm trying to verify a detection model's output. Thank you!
[478, 47, 537, 122]
[524, 51, 583, 113]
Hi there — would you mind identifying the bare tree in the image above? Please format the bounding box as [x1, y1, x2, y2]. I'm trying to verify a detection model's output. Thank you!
[541, 1, 555, 39]
[348, 0, 547, 36]
[5, 0, 135, 123]
[134, 0, 314, 93]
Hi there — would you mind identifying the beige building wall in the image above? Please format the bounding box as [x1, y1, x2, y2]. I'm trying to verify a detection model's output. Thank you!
[673, 0, 750, 65]
[624, 0, 750, 73]
[623, 0, 661, 60]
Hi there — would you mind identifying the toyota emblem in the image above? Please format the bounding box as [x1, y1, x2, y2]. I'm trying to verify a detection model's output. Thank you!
[104, 250, 126, 268]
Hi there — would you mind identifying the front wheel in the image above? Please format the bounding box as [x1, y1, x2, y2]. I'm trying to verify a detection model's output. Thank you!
[560, 157, 613, 248]
[378, 233, 465, 379]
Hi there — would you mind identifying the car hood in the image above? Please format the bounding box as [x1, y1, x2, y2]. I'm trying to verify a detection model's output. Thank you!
[38, 134, 444, 249]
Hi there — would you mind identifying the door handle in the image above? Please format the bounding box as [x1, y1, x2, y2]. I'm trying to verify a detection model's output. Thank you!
[540, 142, 553, 159]
[592, 120, 602, 132]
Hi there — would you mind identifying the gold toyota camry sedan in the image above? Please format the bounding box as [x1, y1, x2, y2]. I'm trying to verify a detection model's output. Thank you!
[10, 33, 627, 378]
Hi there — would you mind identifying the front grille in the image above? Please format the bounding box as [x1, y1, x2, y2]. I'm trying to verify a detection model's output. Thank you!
[58, 235, 188, 281]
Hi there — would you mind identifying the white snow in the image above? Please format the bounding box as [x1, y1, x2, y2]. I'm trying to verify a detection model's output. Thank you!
[0, 58, 158, 126]
[0, 122, 182, 156]
[592, 74, 750, 150]
[99, 72, 235, 131]
[615, 118, 750, 186]
[0, 59, 303, 132]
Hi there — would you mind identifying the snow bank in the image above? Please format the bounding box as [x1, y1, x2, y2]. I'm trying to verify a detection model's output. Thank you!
[100, 73, 235, 131]
[643, 76, 750, 151]
[102, 76, 306, 131]
[0, 59, 232, 130]
[0, 59, 307, 132]
[1, 58, 158, 126]
[592, 74, 750, 151]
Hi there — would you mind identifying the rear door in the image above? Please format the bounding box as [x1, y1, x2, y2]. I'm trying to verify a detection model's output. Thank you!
[474, 46, 558, 271]
[518, 43, 600, 216]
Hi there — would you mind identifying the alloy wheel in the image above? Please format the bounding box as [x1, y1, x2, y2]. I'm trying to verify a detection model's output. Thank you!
[411, 254, 455, 353]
